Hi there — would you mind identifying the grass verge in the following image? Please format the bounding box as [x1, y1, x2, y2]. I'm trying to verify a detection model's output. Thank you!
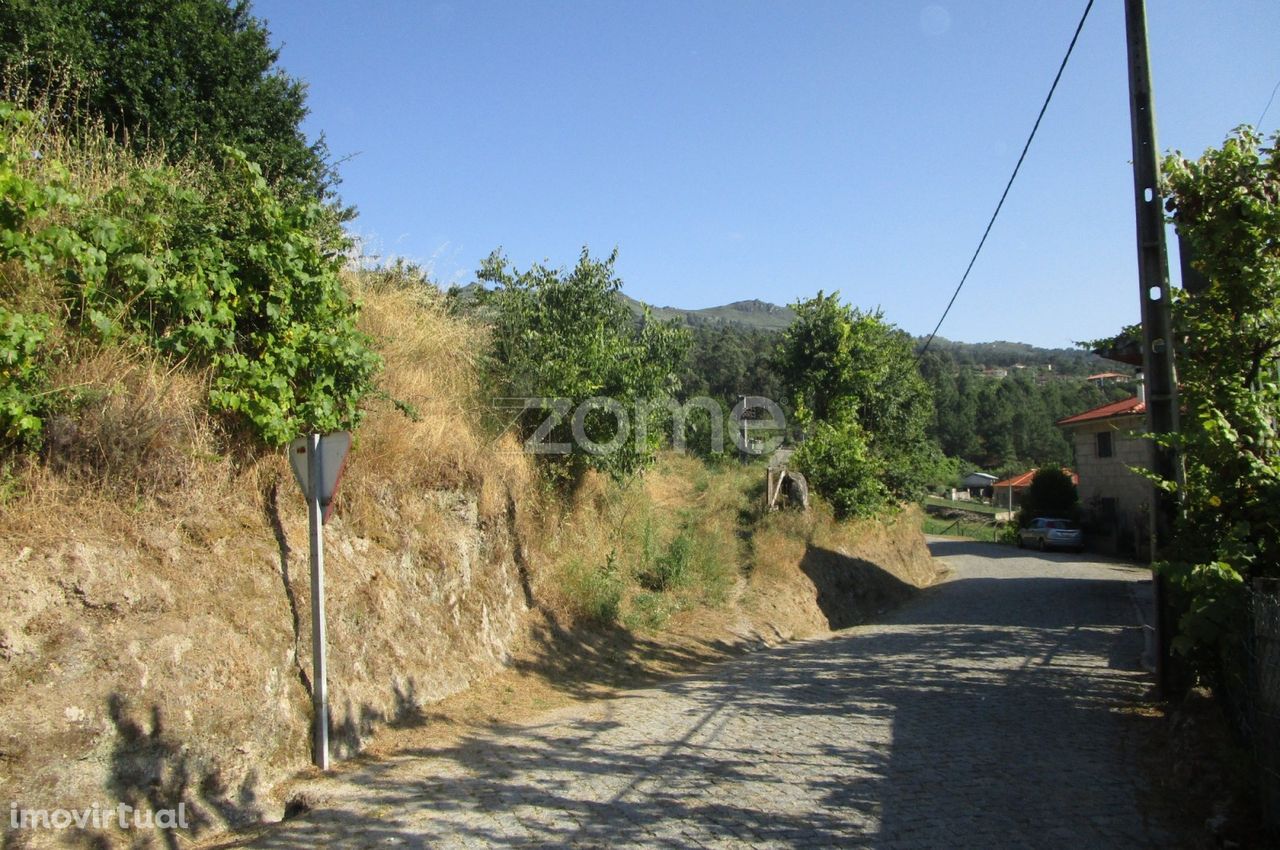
[922, 514, 1006, 544]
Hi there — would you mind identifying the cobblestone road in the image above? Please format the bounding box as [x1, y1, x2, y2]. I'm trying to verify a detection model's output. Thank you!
[233, 541, 1180, 848]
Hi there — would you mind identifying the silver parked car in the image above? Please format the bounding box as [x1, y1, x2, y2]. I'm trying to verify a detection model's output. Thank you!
[1017, 517, 1084, 552]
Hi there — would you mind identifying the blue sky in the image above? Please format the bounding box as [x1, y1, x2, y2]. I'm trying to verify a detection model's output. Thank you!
[253, 0, 1280, 347]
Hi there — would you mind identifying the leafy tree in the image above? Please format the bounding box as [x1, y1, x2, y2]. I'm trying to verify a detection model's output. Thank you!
[775, 292, 932, 438]
[792, 418, 888, 519]
[0, 0, 339, 206]
[1018, 468, 1079, 527]
[478, 248, 689, 482]
[1156, 127, 1280, 684]
[776, 292, 936, 515]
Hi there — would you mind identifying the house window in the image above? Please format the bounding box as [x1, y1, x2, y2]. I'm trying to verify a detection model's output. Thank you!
[1096, 431, 1113, 459]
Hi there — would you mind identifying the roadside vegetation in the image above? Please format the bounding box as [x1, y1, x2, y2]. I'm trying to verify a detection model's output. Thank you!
[0, 5, 949, 833]
[773, 292, 946, 518]
[1085, 127, 1280, 695]
[0, 1, 1131, 616]
[920, 515, 1004, 544]
[1154, 128, 1280, 688]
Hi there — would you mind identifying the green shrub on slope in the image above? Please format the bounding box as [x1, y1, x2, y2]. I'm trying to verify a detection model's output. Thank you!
[0, 103, 379, 448]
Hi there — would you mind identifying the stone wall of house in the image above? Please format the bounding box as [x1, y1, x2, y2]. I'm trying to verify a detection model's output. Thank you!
[1069, 415, 1151, 553]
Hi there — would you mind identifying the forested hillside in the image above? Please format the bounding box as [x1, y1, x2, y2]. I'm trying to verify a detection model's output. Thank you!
[917, 337, 1109, 376]
[918, 352, 1134, 472]
[617, 296, 1134, 475]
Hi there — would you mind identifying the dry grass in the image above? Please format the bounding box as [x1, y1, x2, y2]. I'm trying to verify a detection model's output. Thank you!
[0, 248, 528, 565]
[0, 338, 245, 559]
[41, 343, 220, 490]
[0, 95, 230, 513]
[526, 455, 758, 630]
[4, 75, 186, 201]
[341, 269, 532, 545]
[1, 97, 527, 536]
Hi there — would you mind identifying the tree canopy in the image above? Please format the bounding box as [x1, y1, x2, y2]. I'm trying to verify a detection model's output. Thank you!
[776, 292, 938, 516]
[477, 248, 689, 483]
[1157, 127, 1280, 685]
[1019, 468, 1079, 526]
[0, 0, 338, 205]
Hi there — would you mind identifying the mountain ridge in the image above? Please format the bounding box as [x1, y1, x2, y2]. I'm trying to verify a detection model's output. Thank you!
[618, 293, 797, 331]
[450, 283, 1108, 368]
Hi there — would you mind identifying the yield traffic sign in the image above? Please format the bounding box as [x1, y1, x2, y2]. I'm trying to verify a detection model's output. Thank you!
[288, 432, 350, 524]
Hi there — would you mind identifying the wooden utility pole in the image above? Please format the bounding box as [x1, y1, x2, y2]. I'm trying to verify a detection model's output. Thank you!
[1124, 0, 1182, 697]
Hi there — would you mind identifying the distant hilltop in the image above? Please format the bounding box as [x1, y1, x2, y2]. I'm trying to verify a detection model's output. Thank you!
[450, 283, 1110, 370]
[618, 294, 797, 331]
[448, 282, 799, 331]
[620, 295, 1110, 371]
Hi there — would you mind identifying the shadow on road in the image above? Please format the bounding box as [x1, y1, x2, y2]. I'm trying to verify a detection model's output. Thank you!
[206, 555, 1173, 849]
[799, 545, 917, 630]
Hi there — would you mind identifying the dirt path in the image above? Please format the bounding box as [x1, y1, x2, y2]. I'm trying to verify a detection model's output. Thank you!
[213, 540, 1183, 848]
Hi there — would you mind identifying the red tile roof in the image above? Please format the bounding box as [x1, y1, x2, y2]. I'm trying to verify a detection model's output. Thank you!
[1056, 395, 1145, 427]
[992, 468, 1079, 490]
[993, 470, 1037, 489]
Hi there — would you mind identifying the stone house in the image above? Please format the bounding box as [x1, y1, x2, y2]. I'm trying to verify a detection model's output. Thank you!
[1055, 394, 1151, 554]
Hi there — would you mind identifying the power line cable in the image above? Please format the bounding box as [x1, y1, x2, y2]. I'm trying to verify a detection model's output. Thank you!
[1257, 75, 1280, 131]
[918, 0, 1095, 358]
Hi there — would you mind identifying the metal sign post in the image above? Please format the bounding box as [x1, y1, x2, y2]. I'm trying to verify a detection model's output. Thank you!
[306, 433, 330, 770]
[288, 431, 350, 771]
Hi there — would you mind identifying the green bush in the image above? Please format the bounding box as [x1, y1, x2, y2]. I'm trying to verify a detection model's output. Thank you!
[0, 103, 380, 448]
[0, 307, 50, 449]
[774, 292, 937, 508]
[562, 551, 623, 625]
[636, 531, 692, 592]
[1016, 468, 1079, 527]
[794, 418, 890, 519]
[477, 248, 689, 483]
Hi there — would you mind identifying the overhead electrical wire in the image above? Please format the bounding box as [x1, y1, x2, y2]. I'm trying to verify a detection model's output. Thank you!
[1257, 75, 1280, 132]
[917, 0, 1095, 358]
